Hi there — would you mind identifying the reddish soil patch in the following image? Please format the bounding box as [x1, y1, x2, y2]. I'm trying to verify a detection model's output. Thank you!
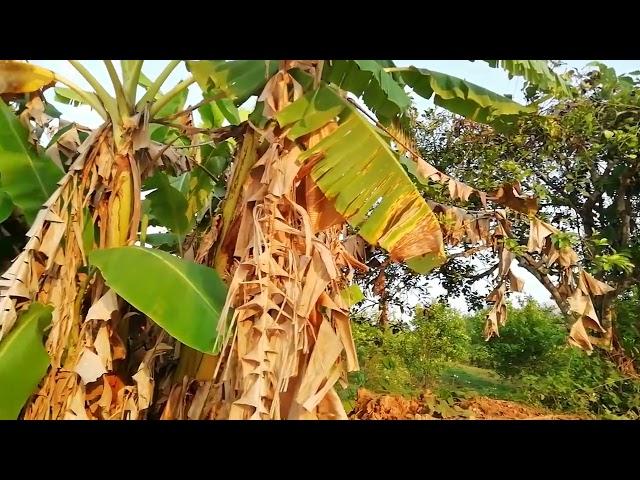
[348, 389, 585, 420]
[348, 389, 436, 420]
[458, 396, 584, 420]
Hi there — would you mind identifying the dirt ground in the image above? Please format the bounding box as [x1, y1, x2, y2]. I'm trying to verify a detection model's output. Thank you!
[347, 388, 586, 420]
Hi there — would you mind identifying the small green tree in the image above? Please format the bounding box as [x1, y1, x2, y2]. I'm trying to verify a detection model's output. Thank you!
[415, 63, 640, 363]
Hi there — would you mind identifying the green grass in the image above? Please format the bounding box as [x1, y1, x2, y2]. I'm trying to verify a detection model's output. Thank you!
[438, 362, 522, 400]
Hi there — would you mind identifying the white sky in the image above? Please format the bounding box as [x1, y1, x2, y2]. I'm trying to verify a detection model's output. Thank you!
[29, 59, 640, 313]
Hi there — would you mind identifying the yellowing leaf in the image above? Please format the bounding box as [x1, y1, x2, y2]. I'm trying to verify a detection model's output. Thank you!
[340, 284, 365, 307]
[0, 61, 55, 94]
[276, 85, 446, 274]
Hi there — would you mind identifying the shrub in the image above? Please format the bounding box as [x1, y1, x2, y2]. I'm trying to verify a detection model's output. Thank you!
[339, 302, 471, 408]
[466, 298, 640, 418]
[467, 299, 567, 377]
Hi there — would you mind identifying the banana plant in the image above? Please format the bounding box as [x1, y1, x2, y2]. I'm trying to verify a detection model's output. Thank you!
[0, 59, 576, 420]
[0, 60, 232, 419]
[147, 59, 574, 420]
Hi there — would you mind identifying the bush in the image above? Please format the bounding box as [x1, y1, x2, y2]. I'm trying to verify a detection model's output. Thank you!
[349, 322, 415, 396]
[341, 296, 640, 418]
[405, 303, 471, 386]
[615, 287, 640, 367]
[518, 349, 640, 418]
[338, 302, 471, 407]
[467, 299, 567, 377]
[466, 298, 640, 418]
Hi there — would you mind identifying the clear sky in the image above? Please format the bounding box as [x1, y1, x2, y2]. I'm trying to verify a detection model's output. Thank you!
[29, 59, 640, 312]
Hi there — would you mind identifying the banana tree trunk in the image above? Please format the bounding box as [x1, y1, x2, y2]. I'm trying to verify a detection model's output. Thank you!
[1, 117, 182, 419]
[161, 68, 360, 420]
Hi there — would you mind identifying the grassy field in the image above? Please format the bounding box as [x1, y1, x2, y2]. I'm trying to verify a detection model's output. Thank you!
[437, 363, 521, 400]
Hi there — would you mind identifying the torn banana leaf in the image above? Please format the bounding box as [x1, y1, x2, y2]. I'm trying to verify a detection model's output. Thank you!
[483, 60, 571, 97]
[187, 60, 279, 107]
[322, 60, 411, 124]
[398, 66, 537, 133]
[276, 85, 446, 274]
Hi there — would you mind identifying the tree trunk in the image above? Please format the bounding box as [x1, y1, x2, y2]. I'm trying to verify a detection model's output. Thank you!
[373, 259, 390, 331]
[378, 295, 389, 331]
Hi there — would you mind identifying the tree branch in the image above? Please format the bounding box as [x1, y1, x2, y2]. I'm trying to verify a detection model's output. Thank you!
[469, 263, 498, 282]
[518, 252, 571, 319]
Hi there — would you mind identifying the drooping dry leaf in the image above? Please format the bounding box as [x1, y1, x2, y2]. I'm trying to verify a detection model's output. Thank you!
[415, 158, 440, 182]
[259, 71, 285, 118]
[85, 289, 118, 322]
[556, 246, 579, 268]
[65, 386, 89, 420]
[544, 243, 560, 267]
[484, 284, 507, 340]
[464, 219, 482, 244]
[333, 310, 359, 372]
[527, 217, 557, 253]
[38, 221, 66, 267]
[579, 271, 614, 297]
[448, 178, 474, 203]
[187, 380, 211, 420]
[568, 318, 594, 353]
[303, 177, 343, 233]
[301, 364, 342, 412]
[132, 363, 153, 410]
[508, 269, 525, 292]
[316, 385, 348, 420]
[97, 376, 113, 410]
[343, 235, 366, 261]
[484, 305, 501, 340]
[566, 288, 602, 328]
[295, 319, 343, 410]
[94, 324, 112, 370]
[74, 348, 107, 385]
[498, 248, 514, 278]
[476, 218, 490, 243]
[297, 250, 332, 317]
[20, 96, 49, 127]
[491, 183, 538, 214]
[0, 296, 18, 341]
[268, 146, 301, 197]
